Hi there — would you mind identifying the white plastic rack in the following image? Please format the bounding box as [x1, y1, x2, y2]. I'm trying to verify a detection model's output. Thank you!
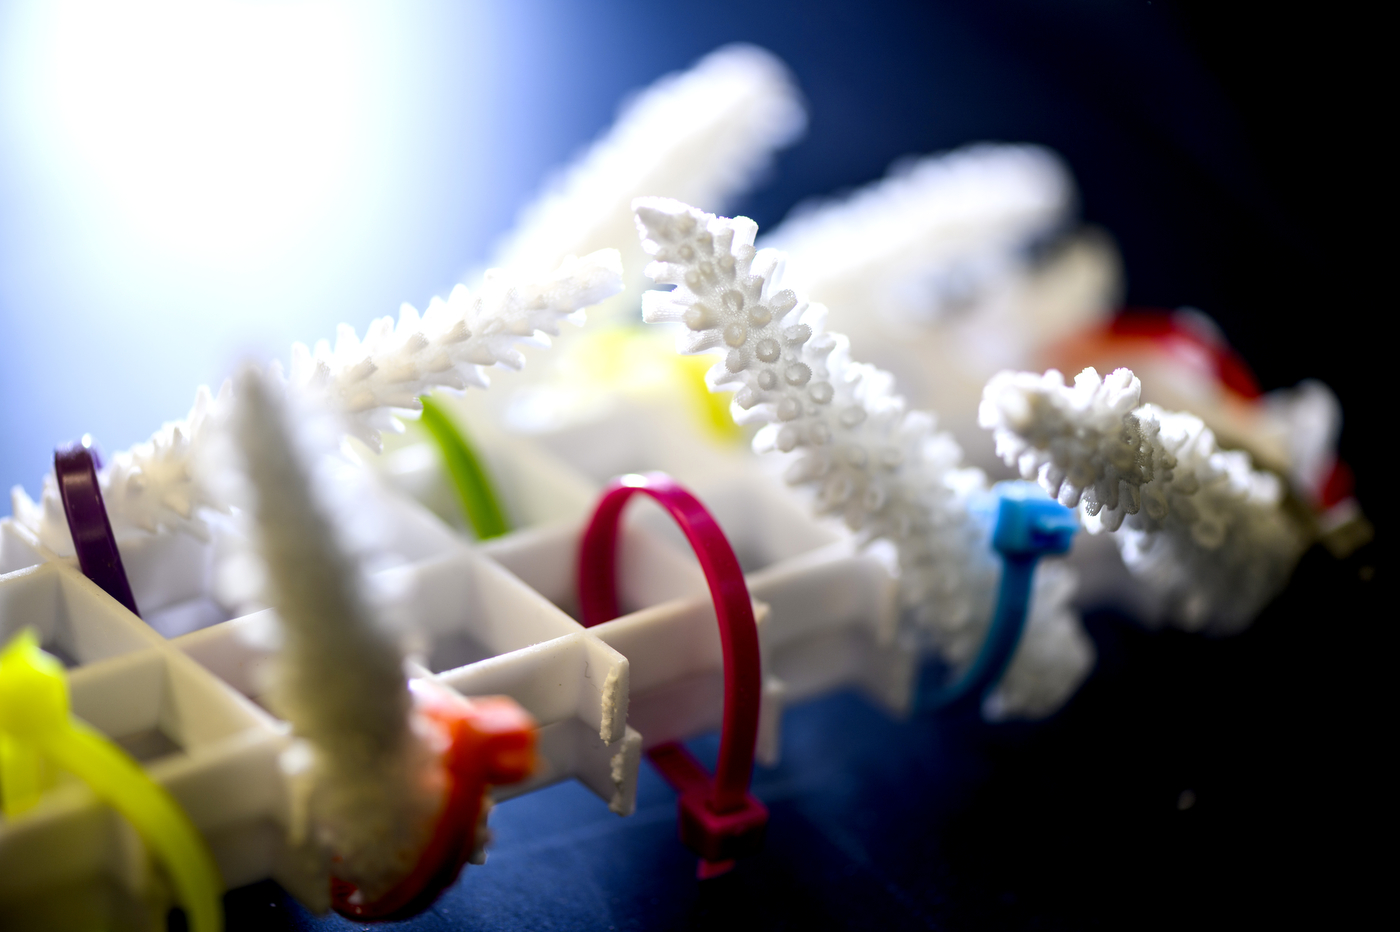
[0, 391, 909, 927]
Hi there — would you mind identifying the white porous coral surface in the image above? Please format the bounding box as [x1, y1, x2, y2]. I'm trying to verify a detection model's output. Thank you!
[980, 366, 1308, 632]
[633, 197, 1093, 718]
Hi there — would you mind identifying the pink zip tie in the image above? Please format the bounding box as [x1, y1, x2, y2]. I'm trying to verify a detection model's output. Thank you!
[54, 438, 140, 618]
[578, 472, 767, 878]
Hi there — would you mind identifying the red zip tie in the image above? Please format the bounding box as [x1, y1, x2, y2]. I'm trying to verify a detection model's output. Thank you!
[577, 472, 767, 875]
[54, 438, 141, 617]
[1104, 308, 1262, 399]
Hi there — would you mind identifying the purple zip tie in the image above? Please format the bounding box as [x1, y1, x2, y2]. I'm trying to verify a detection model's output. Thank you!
[54, 438, 141, 617]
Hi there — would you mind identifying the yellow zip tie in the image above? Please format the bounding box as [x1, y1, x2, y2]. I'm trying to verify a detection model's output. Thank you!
[673, 353, 744, 446]
[566, 325, 744, 446]
[0, 630, 224, 932]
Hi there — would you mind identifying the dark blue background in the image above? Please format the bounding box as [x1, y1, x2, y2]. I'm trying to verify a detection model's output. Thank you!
[223, 542, 1385, 929]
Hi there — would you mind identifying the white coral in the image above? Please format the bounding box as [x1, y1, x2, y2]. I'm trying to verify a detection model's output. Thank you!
[99, 385, 230, 538]
[16, 386, 235, 554]
[980, 366, 1309, 632]
[756, 144, 1119, 467]
[761, 143, 1075, 326]
[633, 197, 1092, 718]
[290, 250, 623, 450]
[492, 45, 804, 315]
[16, 251, 623, 551]
[229, 368, 438, 900]
[979, 367, 1162, 529]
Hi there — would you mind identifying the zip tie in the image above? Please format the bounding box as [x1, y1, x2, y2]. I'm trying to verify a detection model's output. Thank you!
[0, 629, 223, 932]
[577, 472, 767, 877]
[331, 682, 536, 921]
[54, 438, 140, 617]
[418, 396, 510, 540]
[921, 482, 1078, 710]
[673, 354, 744, 446]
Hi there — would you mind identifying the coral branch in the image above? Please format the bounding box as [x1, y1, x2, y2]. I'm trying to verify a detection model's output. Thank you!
[230, 368, 436, 900]
[492, 45, 804, 317]
[980, 366, 1309, 631]
[18, 251, 623, 550]
[291, 250, 623, 450]
[761, 144, 1076, 325]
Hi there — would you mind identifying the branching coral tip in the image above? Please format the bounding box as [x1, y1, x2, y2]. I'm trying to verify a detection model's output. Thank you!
[14, 250, 623, 553]
[979, 366, 1309, 632]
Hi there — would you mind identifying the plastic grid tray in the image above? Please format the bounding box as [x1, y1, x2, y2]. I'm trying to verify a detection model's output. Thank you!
[0, 395, 905, 926]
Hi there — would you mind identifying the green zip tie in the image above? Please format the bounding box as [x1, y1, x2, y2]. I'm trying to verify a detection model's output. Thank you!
[418, 395, 510, 540]
[0, 630, 224, 932]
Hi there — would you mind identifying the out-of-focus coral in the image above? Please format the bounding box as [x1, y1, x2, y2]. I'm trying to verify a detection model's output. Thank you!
[226, 368, 437, 902]
[761, 144, 1121, 464]
[491, 44, 805, 321]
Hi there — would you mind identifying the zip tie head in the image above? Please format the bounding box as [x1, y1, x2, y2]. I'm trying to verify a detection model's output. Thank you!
[991, 482, 1079, 558]
[331, 682, 537, 920]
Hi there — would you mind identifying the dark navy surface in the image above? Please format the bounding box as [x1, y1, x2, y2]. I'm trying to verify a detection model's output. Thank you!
[216, 537, 1384, 931]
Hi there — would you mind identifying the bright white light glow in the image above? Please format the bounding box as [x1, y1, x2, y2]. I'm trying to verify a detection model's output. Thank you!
[39, 0, 360, 262]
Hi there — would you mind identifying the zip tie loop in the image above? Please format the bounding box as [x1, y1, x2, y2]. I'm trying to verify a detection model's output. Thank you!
[54, 438, 140, 617]
[921, 482, 1078, 710]
[577, 472, 767, 875]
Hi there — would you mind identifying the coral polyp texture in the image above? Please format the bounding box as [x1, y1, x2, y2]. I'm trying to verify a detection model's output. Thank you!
[12, 251, 623, 552]
[632, 197, 1093, 718]
[752, 144, 1120, 467]
[293, 251, 624, 450]
[979, 366, 1309, 632]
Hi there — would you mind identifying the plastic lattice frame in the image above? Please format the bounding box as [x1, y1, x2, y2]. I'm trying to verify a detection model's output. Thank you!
[1, 391, 913, 924]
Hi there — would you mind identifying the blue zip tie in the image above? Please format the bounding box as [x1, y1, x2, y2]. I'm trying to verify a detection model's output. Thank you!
[919, 482, 1078, 712]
